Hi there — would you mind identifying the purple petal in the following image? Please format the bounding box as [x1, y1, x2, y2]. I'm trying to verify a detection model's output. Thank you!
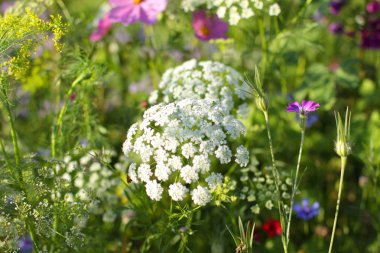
[301, 100, 320, 113]
[286, 101, 301, 113]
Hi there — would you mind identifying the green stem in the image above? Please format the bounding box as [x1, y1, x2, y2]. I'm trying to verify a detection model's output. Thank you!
[0, 137, 15, 179]
[27, 221, 40, 252]
[286, 123, 306, 247]
[51, 73, 87, 158]
[178, 210, 193, 253]
[263, 111, 288, 253]
[1, 88, 23, 182]
[328, 156, 347, 253]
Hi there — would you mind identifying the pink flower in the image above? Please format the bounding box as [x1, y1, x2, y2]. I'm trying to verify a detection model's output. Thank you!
[109, 0, 167, 26]
[90, 13, 112, 42]
[192, 10, 229, 41]
[287, 100, 320, 115]
[367, 1, 380, 13]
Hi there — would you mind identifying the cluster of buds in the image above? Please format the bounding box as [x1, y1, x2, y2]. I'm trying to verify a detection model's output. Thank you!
[334, 107, 352, 157]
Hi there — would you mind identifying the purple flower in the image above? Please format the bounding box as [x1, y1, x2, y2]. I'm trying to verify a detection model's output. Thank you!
[360, 18, 380, 49]
[192, 10, 229, 41]
[286, 100, 320, 115]
[18, 234, 33, 253]
[367, 1, 380, 13]
[329, 22, 344, 35]
[294, 198, 320, 220]
[109, 0, 167, 26]
[90, 13, 112, 42]
[329, 0, 346, 15]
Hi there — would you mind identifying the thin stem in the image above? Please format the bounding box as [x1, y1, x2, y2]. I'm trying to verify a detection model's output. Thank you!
[263, 111, 288, 253]
[286, 124, 306, 246]
[1, 88, 23, 182]
[178, 210, 193, 253]
[328, 156, 347, 253]
[0, 137, 15, 179]
[51, 73, 87, 158]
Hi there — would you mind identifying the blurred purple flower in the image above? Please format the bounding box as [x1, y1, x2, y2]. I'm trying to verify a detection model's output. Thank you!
[192, 10, 229, 41]
[360, 18, 380, 49]
[18, 234, 33, 253]
[367, 1, 380, 13]
[287, 100, 320, 115]
[90, 13, 112, 42]
[329, 0, 346, 15]
[109, 0, 167, 26]
[329, 22, 344, 34]
[0, 1, 14, 14]
[294, 198, 320, 220]
[297, 113, 319, 128]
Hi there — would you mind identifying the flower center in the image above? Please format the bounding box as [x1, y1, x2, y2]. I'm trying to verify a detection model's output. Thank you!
[199, 25, 210, 36]
[133, 0, 142, 4]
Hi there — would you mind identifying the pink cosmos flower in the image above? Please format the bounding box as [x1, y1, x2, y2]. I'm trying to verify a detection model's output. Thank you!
[109, 0, 167, 26]
[367, 1, 380, 13]
[287, 100, 320, 115]
[90, 13, 112, 42]
[192, 10, 229, 41]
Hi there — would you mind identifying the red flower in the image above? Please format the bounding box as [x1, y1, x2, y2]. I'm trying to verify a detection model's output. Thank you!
[262, 219, 282, 237]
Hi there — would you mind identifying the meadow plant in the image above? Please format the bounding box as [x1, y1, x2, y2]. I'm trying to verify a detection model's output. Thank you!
[0, 0, 377, 252]
[148, 59, 250, 117]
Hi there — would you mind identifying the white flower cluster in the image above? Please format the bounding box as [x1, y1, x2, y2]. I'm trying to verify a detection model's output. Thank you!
[123, 99, 249, 205]
[181, 0, 281, 25]
[148, 59, 250, 117]
[57, 149, 125, 220]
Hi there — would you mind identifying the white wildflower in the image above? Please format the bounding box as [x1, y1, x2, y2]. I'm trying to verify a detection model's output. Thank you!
[206, 173, 223, 189]
[168, 183, 189, 201]
[145, 180, 163, 201]
[191, 186, 212, 206]
[235, 145, 250, 167]
[269, 3, 281, 16]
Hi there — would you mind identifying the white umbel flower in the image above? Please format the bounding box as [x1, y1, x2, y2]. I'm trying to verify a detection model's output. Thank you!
[269, 3, 281, 16]
[181, 0, 281, 25]
[148, 59, 249, 116]
[123, 98, 249, 205]
[145, 180, 163, 201]
[235, 146, 250, 167]
[191, 186, 212, 206]
[206, 173, 223, 189]
[168, 183, 189, 201]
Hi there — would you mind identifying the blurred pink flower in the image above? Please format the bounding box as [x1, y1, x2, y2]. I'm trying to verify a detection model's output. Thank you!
[109, 0, 167, 26]
[367, 1, 380, 13]
[90, 13, 112, 42]
[192, 10, 228, 41]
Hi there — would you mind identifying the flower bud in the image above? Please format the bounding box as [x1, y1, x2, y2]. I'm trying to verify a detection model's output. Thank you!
[255, 95, 269, 113]
[334, 107, 352, 157]
[335, 140, 351, 157]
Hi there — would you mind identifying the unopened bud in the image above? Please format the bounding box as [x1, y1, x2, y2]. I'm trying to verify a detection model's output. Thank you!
[255, 95, 269, 113]
[335, 140, 351, 157]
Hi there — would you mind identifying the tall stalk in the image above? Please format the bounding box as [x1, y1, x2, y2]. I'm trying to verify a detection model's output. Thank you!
[328, 156, 347, 253]
[328, 108, 351, 253]
[263, 111, 288, 253]
[1, 87, 23, 181]
[51, 72, 88, 158]
[286, 121, 306, 247]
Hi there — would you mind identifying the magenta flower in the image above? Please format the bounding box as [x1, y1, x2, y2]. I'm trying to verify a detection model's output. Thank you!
[109, 0, 167, 26]
[287, 100, 320, 115]
[90, 13, 112, 42]
[192, 10, 229, 41]
[367, 1, 380, 13]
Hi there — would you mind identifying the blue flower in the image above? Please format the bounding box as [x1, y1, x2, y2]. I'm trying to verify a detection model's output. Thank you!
[18, 234, 33, 253]
[294, 198, 320, 220]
